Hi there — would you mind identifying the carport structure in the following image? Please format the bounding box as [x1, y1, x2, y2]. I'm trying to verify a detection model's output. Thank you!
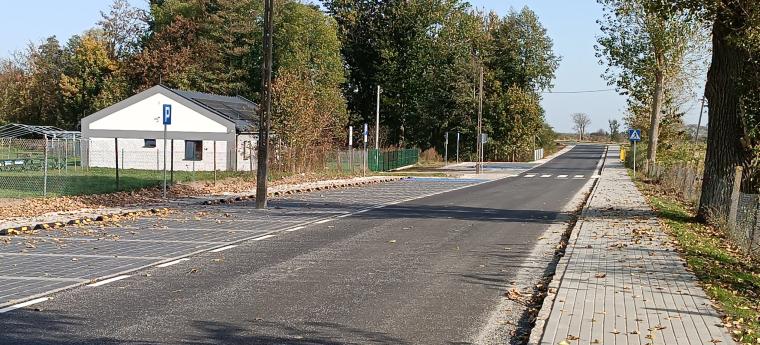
[0, 124, 82, 197]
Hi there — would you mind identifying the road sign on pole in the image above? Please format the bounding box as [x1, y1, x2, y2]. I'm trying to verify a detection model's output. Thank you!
[628, 129, 641, 142]
[162, 104, 172, 125]
[162, 104, 172, 199]
[628, 129, 640, 178]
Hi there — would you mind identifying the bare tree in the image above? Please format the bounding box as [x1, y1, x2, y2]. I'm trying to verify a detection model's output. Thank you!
[609, 119, 621, 141]
[572, 113, 591, 141]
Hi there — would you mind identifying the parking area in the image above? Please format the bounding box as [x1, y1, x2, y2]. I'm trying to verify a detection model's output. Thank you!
[0, 177, 481, 308]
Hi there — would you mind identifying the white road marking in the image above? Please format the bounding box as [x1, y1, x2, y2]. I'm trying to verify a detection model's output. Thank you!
[337, 213, 352, 218]
[557, 175, 568, 178]
[87, 275, 131, 287]
[524, 174, 536, 178]
[209, 245, 237, 253]
[574, 175, 584, 179]
[541, 174, 552, 178]
[157, 258, 190, 268]
[591, 174, 602, 179]
[314, 219, 332, 224]
[252, 234, 276, 241]
[0, 297, 50, 313]
[285, 226, 305, 232]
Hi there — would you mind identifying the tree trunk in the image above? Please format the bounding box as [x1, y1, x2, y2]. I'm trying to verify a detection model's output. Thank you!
[697, 5, 749, 221]
[647, 61, 665, 163]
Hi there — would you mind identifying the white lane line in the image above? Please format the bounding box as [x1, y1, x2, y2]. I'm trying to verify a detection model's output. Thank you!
[252, 234, 276, 241]
[285, 226, 305, 232]
[540, 174, 552, 178]
[337, 213, 352, 218]
[574, 175, 585, 179]
[524, 174, 536, 178]
[314, 219, 332, 224]
[557, 175, 568, 178]
[0, 297, 50, 313]
[87, 275, 131, 287]
[157, 258, 190, 268]
[209, 245, 237, 253]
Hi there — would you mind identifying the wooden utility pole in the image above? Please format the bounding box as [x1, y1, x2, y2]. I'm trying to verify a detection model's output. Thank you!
[476, 67, 483, 174]
[256, 0, 274, 209]
[694, 97, 706, 144]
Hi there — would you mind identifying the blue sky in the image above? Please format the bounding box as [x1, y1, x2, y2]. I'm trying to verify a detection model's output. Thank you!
[0, 1, 705, 133]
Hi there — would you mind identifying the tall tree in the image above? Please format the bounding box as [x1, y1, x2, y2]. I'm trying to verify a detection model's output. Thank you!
[98, 0, 149, 59]
[650, 0, 759, 220]
[596, 0, 704, 163]
[609, 119, 621, 141]
[59, 31, 125, 128]
[271, 1, 348, 158]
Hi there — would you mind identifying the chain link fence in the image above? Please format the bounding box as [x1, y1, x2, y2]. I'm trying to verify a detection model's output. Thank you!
[0, 137, 85, 198]
[1, 137, 247, 198]
[629, 154, 760, 259]
[1, 137, 396, 199]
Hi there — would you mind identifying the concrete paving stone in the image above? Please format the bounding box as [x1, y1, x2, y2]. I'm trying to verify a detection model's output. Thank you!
[536, 146, 736, 345]
[0, 255, 155, 280]
[0, 237, 219, 258]
[0, 177, 482, 307]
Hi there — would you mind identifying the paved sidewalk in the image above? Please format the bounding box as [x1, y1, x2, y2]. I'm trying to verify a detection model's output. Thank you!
[531, 146, 735, 345]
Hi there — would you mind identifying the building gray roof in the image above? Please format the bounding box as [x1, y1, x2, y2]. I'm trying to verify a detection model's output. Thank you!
[170, 89, 259, 133]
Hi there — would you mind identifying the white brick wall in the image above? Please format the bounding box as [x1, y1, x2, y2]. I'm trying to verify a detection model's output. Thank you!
[86, 138, 228, 172]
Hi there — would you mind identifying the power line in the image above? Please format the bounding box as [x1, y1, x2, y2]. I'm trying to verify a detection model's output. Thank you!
[541, 89, 617, 94]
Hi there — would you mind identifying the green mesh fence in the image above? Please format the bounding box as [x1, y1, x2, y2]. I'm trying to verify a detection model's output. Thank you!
[368, 148, 420, 172]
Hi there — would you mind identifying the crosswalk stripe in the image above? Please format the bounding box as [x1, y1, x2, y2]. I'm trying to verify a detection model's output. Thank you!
[574, 175, 584, 179]
[557, 175, 568, 178]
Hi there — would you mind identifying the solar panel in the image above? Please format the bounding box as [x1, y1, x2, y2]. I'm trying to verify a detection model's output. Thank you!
[172, 89, 259, 132]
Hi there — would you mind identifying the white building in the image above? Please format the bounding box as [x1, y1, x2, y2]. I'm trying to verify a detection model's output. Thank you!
[81, 85, 259, 172]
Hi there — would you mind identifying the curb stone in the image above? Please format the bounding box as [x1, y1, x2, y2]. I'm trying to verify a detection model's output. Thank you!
[526, 146, 608, 345]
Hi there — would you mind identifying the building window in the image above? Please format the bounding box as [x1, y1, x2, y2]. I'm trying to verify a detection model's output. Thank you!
[184, 140, 203, 161]
[144, 139, 156, 148]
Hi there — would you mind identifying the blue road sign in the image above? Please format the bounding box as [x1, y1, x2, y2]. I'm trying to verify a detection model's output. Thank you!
[628, 129, 641, 142]
[162, 104, 172, 125]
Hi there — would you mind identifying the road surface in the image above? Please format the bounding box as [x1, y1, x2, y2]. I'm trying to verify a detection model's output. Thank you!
[0, 145, 605, 345]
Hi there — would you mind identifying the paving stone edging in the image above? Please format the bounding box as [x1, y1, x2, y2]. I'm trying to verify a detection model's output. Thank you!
[526, 147, 608, 345]
[1, 176, 404, 236]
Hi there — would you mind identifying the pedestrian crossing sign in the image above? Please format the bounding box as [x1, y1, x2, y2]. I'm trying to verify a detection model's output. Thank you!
[628, 129, 641, 142]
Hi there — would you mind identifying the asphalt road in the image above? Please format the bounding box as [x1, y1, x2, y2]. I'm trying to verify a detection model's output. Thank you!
[0, 145, 606, 345]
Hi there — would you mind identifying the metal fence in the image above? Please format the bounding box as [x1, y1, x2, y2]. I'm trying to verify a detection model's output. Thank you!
[0, 137, 247, 198]
[0, 137, 84, 198]
[736, 193, 760, 256]
[0, 137, 403, 198]
[633, 157, 760, 258]
[368, 148, 420, 172]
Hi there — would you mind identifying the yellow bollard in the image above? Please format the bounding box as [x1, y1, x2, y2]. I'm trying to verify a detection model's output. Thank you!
[620, 148, 626, 162]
